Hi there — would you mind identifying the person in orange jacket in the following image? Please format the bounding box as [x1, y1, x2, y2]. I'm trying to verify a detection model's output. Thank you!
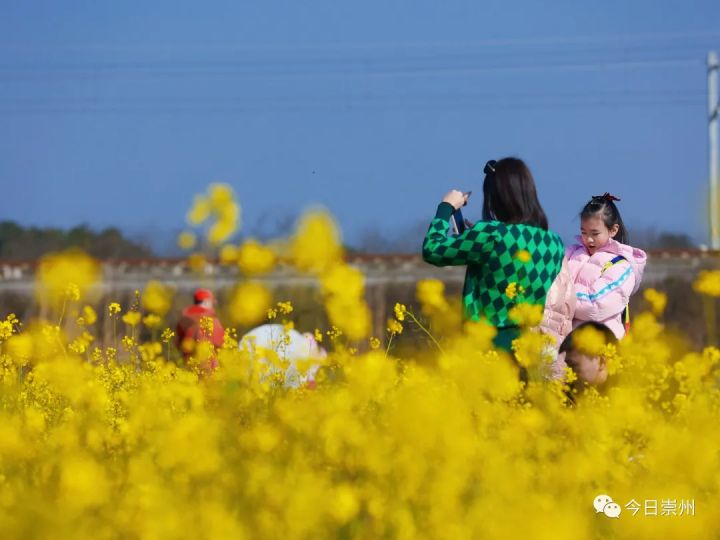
[175, 288, 225, 363]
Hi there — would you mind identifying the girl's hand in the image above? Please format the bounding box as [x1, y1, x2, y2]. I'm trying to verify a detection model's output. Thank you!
[442, 190, 468, 210]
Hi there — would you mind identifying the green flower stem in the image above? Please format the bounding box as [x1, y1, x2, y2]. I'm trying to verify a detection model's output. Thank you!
[406, 310, 445, 355]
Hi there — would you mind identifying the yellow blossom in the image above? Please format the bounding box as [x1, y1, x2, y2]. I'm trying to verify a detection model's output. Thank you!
[325, 296, 372, 340]
[290, 210, 343, 274]
[208, 218, 236, 246]
[387, 318, 403, 335]
[160, 328, 175, 343]
[108, 302, 121, 316]
[512, 331, 554, 368]
[187, 195, 212, 225]
[5, 332, 32, 365]
[0, 321, 13, 341]
[508, 303, 543, 327]
[122, 311, 142, 327]
[643, 288, 668, 316]
[177, 230, 197, 250]
[330, 484, 360, 524]
[394, 303, 407, 322]
[69, 332, 94, 354]
[142, 313, 163, 329]
[200, 316, 214, 335]
[78, 305, 97, 326]
[208, 183, 235, 209]
[321, 264, 365, 299]
[142, 281, 174, 316]
[35, 249, 101, 307]
[515, 249, 532, 263]
[237, 239, 276, 276]
[693, 270, 720, 297]
[187, 252, 208, 273]
[416, 279, 449, 314]
[573, 324, 610, 356]
[0, 314, 20, 340]
[64, 282, 80, 302]
[277, 301, 293, 315]
[228, 281, 273, 326]
[219, 244, 239, 264]
[369, 337, 381, 349]
[326, 326, 343, 340]
[121, 336, 137, 351]
[563, 366, 578, 384]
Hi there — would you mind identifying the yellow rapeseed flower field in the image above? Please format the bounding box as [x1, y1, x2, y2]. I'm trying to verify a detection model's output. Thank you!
[0, 186, 719, 539]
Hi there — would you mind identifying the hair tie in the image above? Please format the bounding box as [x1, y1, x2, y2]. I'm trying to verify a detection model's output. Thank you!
[484, 160, 497, 175]
[592, 192, 621, 202]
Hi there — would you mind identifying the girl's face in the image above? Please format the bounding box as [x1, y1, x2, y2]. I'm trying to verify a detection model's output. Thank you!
[580, 215, 619, 255]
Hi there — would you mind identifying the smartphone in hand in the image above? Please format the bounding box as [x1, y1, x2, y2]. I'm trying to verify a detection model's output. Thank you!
[449, 191, 472, 235]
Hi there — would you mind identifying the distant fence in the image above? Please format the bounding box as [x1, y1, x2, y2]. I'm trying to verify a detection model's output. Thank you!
[2, 250, 719, 292]
[2, 251, 718, 344]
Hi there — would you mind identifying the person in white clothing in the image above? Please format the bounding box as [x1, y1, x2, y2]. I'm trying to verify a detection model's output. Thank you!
[240, 324, 327, 388]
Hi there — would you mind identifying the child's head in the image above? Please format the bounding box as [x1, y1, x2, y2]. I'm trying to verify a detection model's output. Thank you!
[559, 322, 617, 389]
[482, 157, 549, 230]
[579, 193, 627, 254]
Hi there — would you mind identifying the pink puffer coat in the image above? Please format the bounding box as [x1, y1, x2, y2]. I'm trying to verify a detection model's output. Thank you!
[566, 237, 647, 339]
[540, 258, 576, 347]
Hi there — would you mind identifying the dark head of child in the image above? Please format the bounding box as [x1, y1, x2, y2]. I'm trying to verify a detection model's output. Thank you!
[559, 321, 617, 390]
[482, 157, 548, 230]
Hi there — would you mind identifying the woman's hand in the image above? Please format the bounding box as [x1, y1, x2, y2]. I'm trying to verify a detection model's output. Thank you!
[442, 190, 468, 210]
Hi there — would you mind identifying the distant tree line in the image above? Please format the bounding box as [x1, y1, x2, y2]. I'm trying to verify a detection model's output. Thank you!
[0, 218, 699, 262]
[0, 221, 154, 261]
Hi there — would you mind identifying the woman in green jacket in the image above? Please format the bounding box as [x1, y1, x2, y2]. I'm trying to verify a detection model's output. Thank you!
[422, 157, 564, 352]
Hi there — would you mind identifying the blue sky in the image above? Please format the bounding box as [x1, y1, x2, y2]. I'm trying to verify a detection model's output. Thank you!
[1, 1, 719, 252]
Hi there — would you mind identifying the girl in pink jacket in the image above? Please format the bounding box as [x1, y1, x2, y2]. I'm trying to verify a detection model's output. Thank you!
[566, 193, 646, 339]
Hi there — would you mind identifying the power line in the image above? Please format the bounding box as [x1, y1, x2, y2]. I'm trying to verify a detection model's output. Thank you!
[0, 57, 704, 83]
[1, 29, 719, 53]
[0, 97, 705, 115]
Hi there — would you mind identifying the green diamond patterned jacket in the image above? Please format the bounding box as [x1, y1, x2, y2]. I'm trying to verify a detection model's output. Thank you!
[422, 202, 565, 328]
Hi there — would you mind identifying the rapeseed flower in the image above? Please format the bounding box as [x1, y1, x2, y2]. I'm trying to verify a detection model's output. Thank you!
[508, 302, 543, 327]
[290, 210, 342, 274]
[5, 188, 720, 540]
[387, 318, 403, 335]
[515, 249, 532, 263]
[122, 311, 142, 327]
[228, 281, 273, 326]
[187, 195, 212, 226]
[142, 281, 173, 316]
[219, 244, 239, 264]
[237, 239, 276, 275]
[142, 313, 163, 329]
[505, 281, 525, 300]
[35, 249, 101, 308]
[177, 230, 197, 250]
[77, 305, 97, 326]
[643, 287, 668, 316]
[693, 270, 720, 297]
[416, 279, 449, 314]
